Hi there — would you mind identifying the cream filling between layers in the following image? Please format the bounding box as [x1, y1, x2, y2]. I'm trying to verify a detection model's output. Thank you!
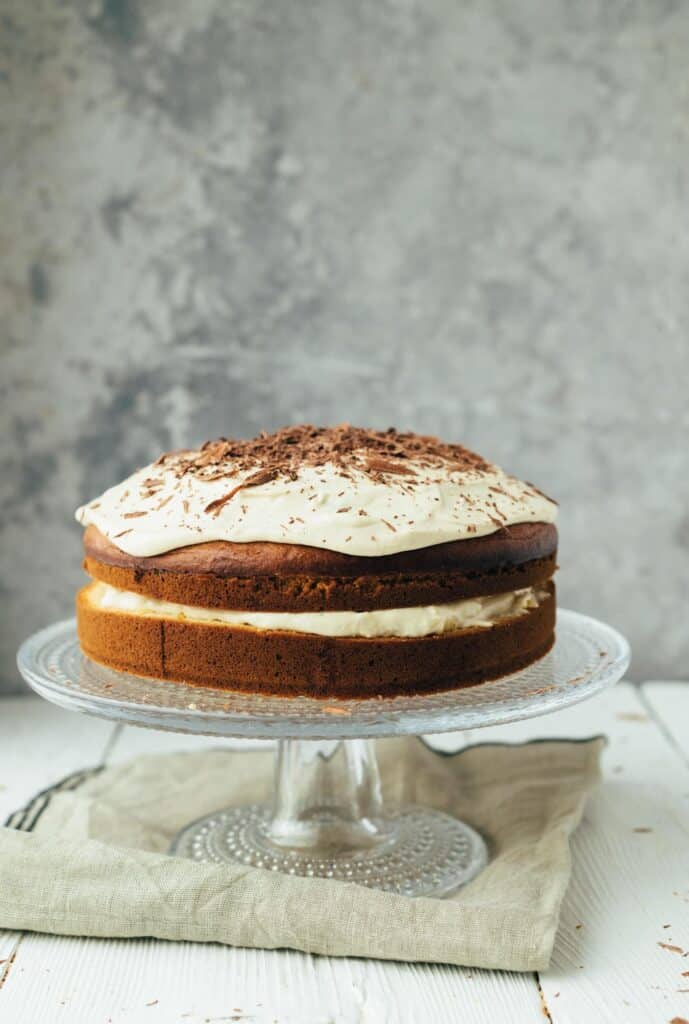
[88, 581, 547, 639]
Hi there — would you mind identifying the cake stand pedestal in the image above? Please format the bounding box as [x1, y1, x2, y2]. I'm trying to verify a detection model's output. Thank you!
[17, 609, 629, 898]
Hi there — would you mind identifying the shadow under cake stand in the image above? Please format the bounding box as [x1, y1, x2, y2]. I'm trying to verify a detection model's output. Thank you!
[17, 609, 629, 899]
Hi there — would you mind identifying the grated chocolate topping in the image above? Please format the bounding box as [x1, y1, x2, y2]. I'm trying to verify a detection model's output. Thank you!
[156, 425, 492, 497]
[78, 425, 558, 558]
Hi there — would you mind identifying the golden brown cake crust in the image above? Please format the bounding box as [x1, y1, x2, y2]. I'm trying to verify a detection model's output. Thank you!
[76, 581, 555, 698]
[84, 522, 556, 576]
[83, 523, 557, 612]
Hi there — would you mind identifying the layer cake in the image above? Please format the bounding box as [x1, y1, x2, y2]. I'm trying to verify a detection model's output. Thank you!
[75, 425, 558, 697]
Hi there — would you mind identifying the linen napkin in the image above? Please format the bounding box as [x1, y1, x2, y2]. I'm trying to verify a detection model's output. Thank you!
[0, 735, 603, 970]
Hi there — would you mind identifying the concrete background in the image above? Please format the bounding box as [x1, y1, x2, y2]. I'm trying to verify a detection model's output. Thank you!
[1, 0, 688, 692]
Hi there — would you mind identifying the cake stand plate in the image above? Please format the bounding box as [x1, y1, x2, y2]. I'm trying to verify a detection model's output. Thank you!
[17, 610, 629, 898]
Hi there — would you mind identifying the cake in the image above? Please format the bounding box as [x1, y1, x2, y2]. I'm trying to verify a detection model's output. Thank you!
[75, 425, 558, 697]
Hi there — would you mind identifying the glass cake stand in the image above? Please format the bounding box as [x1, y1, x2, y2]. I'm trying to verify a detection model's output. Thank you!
[17, 609, 629, 898]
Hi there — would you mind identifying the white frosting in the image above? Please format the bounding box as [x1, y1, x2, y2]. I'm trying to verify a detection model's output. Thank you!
[88, 581, 545, 638]
[76, 453, 557, 558]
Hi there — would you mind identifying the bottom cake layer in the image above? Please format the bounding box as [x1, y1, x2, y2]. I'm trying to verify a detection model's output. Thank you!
[76, 581, 556, 698]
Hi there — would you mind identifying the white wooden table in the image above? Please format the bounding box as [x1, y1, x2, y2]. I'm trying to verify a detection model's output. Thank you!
[1, 681, 688, 1023]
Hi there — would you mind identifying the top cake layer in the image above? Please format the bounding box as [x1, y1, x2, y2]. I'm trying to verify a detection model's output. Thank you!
[76, 424, 557, 558]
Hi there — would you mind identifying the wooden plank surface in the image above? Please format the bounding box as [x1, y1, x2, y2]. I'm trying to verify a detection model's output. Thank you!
[0, 697, 113, 823]
[1, 683, 688, 1022]
[641, 680, 689, 766]
[0, 934, 545, 1023]
[539, 683, 689, 1024]
[0, 697, 114, 997]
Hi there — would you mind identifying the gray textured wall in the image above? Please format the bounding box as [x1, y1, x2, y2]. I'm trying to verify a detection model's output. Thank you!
[1, 0, 688, 692]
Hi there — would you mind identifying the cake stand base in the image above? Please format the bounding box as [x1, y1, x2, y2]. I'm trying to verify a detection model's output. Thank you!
[170, 737, 487, 897]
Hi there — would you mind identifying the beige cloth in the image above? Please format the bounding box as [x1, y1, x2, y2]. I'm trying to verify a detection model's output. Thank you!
[0, 736, 603, 970]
